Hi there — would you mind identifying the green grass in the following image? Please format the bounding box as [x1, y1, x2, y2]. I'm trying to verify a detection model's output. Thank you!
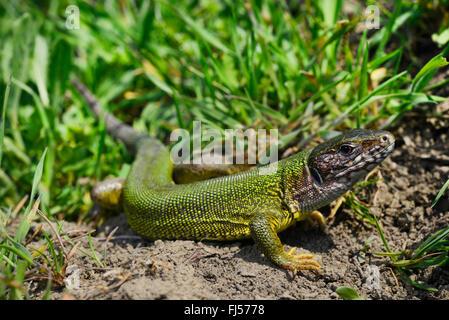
[1, 0, 449, 299]
[431, 178, 449, 208]
[372, 223, 449, 292]
[347, 178, 449, 292]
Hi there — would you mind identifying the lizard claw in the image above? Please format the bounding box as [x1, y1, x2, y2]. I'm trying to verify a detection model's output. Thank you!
[281, 248, 322, 274]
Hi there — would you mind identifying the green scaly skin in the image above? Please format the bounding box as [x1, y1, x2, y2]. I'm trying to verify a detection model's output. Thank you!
[73, 78, 395, 273]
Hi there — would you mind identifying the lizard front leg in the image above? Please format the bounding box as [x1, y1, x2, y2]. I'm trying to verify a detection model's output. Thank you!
[249, 211, 321, 273]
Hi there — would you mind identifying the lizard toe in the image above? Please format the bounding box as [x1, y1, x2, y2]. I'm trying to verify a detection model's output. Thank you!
[279, 248, 322, 273]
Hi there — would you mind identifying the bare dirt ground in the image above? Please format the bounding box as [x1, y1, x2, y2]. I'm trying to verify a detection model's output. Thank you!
[24, 101, 449, 300]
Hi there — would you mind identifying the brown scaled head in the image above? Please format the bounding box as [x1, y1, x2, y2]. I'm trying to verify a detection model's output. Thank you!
[308, 129, 395, 189]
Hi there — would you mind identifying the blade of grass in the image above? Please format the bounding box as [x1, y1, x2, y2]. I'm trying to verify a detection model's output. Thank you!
[411, 225, 449, 259]
[355, 29, 368, 67]
[357, 38, 369, 127]
[43, 232, 62, 275]
[288, 73, 348, 122]
[36, 208, 67, 259]
[373, 215, 394, 258]
[373, 0, 402, 58]
[14, 148, 47, 244]
[173, 92, 185, 129]
[398, 268, 438, 292]
[0, 226, 35, 265]
[12, 78, 55, 199]
[9, 259, 28, 300]
[42, 275, 52, 300]
[0, 244, 35, 265]
[88, 231, 104, 268]
[305, 18, 359, 71]
[410, 54, 449, 93]
[431, 178, 449, 208]
[31, 34, 49, 107]
[0, 75, 11, 168]
[49, 39, 72, 113]
[7, 13, 34, 152]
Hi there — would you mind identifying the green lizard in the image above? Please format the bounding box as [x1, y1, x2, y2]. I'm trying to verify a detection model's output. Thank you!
[72, 78, 395, 273]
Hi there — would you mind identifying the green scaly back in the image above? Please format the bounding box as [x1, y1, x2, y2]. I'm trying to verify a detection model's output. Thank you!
[123, 137, 311, 241]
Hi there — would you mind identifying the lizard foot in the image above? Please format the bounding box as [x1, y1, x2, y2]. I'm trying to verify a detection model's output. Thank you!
[279, 248, 322, 274]
[306, 210, 326, 229]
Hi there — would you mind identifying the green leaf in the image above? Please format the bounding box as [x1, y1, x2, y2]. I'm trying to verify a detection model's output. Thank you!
[432, 29, 449, 47]
[335, 286, 364, 300]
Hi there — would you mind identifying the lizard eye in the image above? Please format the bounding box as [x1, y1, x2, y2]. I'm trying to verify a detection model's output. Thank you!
[339, 144, 354, 155]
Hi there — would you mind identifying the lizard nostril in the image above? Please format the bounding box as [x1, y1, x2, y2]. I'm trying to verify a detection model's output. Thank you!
[380, 135, 389, 143]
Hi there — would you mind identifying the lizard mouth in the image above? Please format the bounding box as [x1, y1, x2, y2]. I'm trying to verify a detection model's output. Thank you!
[358, 141, 395, 166]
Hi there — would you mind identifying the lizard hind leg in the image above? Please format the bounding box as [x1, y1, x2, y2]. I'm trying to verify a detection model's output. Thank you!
[249, 212, 321, 273]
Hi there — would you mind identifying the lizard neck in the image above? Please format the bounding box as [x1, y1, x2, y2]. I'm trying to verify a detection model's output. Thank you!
[281, 149, 348, 214]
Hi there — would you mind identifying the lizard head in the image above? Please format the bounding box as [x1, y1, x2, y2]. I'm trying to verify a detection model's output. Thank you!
[299, 129, 395, 209]
[308, 129, 395, 187]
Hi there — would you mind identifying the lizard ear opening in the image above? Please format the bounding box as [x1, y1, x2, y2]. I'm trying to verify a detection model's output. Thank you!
[310, 167, 323, 186]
